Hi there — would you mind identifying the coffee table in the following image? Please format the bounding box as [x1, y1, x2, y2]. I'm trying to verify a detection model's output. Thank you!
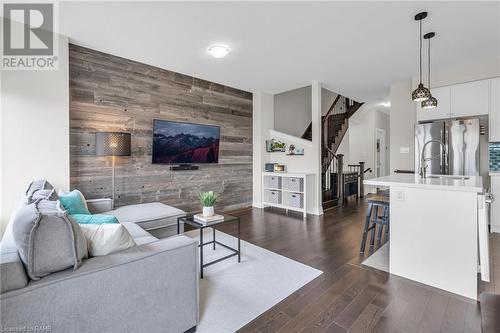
[177, 214, 240, 278]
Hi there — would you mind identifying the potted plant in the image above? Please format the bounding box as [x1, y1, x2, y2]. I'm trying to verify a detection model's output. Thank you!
[198, 191, 217, 217]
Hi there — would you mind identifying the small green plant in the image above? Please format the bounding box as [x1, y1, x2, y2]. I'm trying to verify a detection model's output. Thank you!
[198, 191, 217, 207]
[271, 139, 286, 151]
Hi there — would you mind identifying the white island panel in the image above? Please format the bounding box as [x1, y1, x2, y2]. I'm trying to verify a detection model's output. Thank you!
[390, 186, 478, 299]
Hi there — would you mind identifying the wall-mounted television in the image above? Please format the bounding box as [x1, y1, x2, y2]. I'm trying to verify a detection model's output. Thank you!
[152, 119, 220, 164]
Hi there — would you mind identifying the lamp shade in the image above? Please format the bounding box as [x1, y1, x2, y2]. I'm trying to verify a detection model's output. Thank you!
[95, 132, 131, 156]
[421, 95, 438, 109]
[411, 83, 431, 102]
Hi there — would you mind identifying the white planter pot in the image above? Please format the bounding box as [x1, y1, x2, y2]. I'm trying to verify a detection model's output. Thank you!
[203, 206, 214, 217]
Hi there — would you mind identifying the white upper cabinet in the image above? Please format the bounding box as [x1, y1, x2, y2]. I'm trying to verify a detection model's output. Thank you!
[417, 86, 451, 121]
[450, 80, 490, 118]
[491, 77, 500, 142]
[417, 79, 492, 122]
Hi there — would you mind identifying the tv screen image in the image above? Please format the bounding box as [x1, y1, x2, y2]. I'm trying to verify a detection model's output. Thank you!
[152, 120, 220, 164]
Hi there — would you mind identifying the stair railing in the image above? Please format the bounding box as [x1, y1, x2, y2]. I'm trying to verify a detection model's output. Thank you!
[347, 162, 371, 198]
[336, 154, 344, 204]
[320, 95, 364, 208]
[323, 95, 342, 121]
[322, 146, 345, 204]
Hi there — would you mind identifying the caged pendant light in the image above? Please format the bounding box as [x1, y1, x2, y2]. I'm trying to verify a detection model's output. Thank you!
[411, 12, 431, 102]
[422, 32, 438, 109]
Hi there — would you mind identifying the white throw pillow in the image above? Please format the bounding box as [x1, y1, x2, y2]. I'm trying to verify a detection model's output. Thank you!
[79, 224, 136, 256]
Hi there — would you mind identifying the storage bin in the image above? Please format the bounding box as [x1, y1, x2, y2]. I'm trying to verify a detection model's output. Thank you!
[264, 175, 281, 189]
[283, 192, 304, 208]
[283, 177, 304, 192]
[264, 189, 282, 204]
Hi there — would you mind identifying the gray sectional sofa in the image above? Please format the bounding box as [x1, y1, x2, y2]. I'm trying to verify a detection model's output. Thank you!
[0, 197, 199, 333]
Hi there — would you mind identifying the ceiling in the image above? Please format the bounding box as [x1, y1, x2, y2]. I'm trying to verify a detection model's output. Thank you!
[59, 1, 500, 102]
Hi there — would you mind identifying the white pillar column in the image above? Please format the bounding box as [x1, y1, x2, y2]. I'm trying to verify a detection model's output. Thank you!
[311, 81, 323, 215]
[252, 92, 274, 208]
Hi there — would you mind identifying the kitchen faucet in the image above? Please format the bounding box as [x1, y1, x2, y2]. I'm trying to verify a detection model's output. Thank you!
[420, 139, 447, 179]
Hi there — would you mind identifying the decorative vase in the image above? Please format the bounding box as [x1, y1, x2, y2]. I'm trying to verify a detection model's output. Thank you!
[203, 206, 214, 217]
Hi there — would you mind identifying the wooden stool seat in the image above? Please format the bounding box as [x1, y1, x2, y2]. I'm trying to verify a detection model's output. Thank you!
[360, 195, 390, 253]
[366, 194, 390, 204]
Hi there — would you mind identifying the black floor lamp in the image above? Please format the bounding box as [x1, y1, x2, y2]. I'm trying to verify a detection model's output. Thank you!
[95, 132, 131, 206]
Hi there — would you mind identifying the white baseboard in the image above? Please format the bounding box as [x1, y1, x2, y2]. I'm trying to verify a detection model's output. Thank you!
[252, 202, 264, 209]
[309, 206, 323, 216]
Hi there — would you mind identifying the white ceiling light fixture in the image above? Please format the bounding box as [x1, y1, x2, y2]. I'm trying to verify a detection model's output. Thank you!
[208, 44, 230, 58]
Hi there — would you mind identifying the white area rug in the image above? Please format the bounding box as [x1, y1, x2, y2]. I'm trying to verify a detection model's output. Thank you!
[184, 228, 322, 333]
[361, 242, 389, 273]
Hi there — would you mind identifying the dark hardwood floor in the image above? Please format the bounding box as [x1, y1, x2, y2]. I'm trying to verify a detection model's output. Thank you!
[215, 198, 487, 333]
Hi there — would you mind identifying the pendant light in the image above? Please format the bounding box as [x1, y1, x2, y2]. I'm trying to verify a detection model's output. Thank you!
[411, 12, 431, 102]
[422, 32, 438, 109]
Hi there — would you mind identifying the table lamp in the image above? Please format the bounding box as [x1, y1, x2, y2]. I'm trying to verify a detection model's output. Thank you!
[95, 132, 131, 206]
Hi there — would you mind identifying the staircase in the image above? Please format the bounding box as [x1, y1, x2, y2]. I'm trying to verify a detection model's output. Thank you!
[302, 95, 363, 210]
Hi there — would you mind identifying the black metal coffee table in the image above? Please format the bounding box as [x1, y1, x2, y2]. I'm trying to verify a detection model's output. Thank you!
[177, 214, 240, 278]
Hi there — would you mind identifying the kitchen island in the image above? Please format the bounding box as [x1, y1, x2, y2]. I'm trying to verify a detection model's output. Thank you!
[364, 174, 487, 300]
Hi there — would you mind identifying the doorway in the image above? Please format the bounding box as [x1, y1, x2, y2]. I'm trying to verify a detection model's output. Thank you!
[375, 128, 386, 177]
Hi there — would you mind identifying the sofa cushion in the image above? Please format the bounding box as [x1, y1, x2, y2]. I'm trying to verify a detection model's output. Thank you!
[0, 251, 29, 293]
[71, 214, 118, 225]
[24, 179, 57, 204]
[121, 222, 158, 246]
[12, 200, 88, 280]
[59, 190, 91, 215]
[0, 215, 29, 293]
[106, 203, 185, 230]
[79, 224, 136, 256]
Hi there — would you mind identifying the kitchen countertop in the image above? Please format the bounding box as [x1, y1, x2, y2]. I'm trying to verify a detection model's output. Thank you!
[490, 171, 500, 176]
[364, 174, 484, 193]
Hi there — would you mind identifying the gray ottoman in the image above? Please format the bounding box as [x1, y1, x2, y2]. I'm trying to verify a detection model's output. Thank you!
[104, 202, 186, 238]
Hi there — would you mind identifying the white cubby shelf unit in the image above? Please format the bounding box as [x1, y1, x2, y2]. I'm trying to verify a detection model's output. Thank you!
[261, 172, 314, 218]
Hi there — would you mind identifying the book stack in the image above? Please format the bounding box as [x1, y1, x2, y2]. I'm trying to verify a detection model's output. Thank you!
[194, 214, 224, 225]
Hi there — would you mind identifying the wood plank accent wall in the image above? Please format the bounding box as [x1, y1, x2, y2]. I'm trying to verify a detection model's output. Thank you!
[69, 44, 253, 213]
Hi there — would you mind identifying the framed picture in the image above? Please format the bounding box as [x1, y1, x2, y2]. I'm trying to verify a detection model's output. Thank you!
[286, 144, 304, 156]
[266, 139, 286, 152]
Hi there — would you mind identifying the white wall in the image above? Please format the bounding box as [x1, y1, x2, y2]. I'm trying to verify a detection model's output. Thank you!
[274, 86, 338, 138]
[389, 79, 416, 174]
[0, 35, 70, 236]
[424, 56, 500, 89]
[348, 105, 376, 193]
[274, 86, 311, 138]
[321, 88, 338, 116]
[252, 92, 274, 208]
[375, 110, 390, 176]
[345, 104, 390, 193]
[265, 131, 315, 173]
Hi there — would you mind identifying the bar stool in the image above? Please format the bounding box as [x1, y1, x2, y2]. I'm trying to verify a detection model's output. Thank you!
[360, 194, 390, 253]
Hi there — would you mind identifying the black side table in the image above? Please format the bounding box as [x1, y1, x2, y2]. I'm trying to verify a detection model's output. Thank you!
[177, 214, 241, 278]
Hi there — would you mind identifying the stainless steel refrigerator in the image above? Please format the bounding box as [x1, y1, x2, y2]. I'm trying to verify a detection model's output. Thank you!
[415, 118, 480, 176]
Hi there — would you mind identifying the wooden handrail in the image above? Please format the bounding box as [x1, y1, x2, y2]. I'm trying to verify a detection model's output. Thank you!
[324, 145, 336, 157]
[322, 95, 342, 123]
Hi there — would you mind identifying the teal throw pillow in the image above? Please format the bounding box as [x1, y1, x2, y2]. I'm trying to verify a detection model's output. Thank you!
[59, 190, 91, 215]
[71, 214, 119, 225]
